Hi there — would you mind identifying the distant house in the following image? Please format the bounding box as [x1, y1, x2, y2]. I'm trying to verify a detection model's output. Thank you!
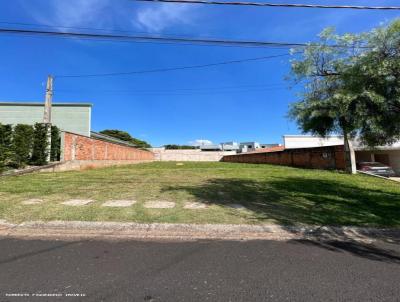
[0, 102, 92, 137]
[239, 142, 280, 153]
[199, 142, 239, 152]
[283, 135, 400, 175]
[199, 141, 280, 153]
[221, 142, 240, 151]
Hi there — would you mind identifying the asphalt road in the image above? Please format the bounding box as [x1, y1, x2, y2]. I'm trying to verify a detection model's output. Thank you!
[0, 238, 399, 302]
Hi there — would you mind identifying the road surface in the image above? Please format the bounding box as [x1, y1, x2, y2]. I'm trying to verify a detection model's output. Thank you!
[0, 237, 399, 301]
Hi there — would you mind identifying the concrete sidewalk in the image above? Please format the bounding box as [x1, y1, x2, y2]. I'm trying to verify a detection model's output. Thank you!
[0, 220, 399, 243]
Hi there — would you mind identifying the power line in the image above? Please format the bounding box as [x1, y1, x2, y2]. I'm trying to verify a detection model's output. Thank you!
[0, 27, 367, 49]
[0, 21, 197, 39]
[55, 86, 287, 96]
[134, 0, 400, 10]
[56, 83, 286, 92]
[56, 54, 290, 78]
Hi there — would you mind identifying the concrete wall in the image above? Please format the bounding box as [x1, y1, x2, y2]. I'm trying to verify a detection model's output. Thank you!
[222, 145, 346, 171]
[0, 102, 92, 136]
[151, 148, 236, 162]
[62, 132, 154, 162]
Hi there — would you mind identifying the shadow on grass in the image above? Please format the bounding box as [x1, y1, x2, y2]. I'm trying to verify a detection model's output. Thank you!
[162, 177, 400, 226]
[162, 177, 400, 263]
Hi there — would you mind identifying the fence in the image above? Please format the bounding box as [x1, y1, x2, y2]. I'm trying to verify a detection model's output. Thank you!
[62, 132, 154, 162]
[222, 145, 346, 170]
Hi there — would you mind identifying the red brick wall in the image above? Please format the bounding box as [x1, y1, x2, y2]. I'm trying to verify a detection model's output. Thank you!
[222, 145, 346, 171]
[62, 132, 154, 161]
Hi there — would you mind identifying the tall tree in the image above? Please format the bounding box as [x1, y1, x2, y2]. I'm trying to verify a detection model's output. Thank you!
[0, 124, 13, 171]
[12, 124, 34, 168]
[288, 20, 400, 172]
[99, 129, 151, 148]
[30, 123, 49, 166]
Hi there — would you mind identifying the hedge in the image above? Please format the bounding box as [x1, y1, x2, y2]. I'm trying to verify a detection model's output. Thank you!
[0, 123, 61, 172]
[50, 125, 61, 162]
[12, 124, 34, 168]
[30, 123, 50, 166]
[0, 124, 13, 171]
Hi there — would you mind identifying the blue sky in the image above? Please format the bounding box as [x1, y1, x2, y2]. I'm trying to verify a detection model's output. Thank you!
[0, 0, 399, 146]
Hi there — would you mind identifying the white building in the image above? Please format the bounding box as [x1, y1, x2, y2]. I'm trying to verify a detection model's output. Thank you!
[283, 135, 344, 149]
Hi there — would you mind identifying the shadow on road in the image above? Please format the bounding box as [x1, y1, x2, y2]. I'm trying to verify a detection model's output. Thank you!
[162, 177, 400, 263]
[290, 239, 400, 264]
[0, 239, 85, 266]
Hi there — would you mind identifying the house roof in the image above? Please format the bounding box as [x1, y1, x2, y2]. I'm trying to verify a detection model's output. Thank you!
[0, 101, 92, 107]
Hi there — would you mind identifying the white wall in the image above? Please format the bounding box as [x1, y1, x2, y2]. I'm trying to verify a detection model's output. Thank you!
[284, 135, 344, 149]
[150, 149, 236, 162]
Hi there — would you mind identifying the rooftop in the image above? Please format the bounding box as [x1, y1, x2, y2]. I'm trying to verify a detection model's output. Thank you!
[0, 101, 92, 107]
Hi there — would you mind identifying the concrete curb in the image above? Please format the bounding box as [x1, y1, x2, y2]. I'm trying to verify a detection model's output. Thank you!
[0, 220, 399, 243]
[0, 162, 63, 177]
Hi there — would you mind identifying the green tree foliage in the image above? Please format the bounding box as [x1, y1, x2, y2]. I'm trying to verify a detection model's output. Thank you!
[0, 124, 13, 171]
[30, 123, 49, 166]
[164, 144, 197, 150]
[289, 19, 400, 147]
[50, 125, 61, 162]
[12, 124, 34, 168]
[99, 129, 151, 148]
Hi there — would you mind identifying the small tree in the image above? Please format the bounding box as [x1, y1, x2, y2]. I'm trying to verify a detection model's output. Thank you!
[164, 144, 196, 150]
[100, 129, 151, 148]
[0, 123, 13, 171]
[50, 125, 61, 162]
[30, 123, 49, 166]
[12, 124, 34, 168]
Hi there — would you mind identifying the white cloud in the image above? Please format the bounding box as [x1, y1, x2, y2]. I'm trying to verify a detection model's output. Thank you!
[52, 0, 111, 27]
[23, 0, 196, 34]
[190, 139, 213, 146]
[135, 4, 193, 32]
[25, 0, 113, 28]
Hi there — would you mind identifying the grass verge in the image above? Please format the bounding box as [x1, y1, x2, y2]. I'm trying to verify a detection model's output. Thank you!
[0, 162, 399, 226]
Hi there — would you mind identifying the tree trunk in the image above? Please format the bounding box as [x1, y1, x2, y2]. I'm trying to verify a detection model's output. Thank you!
[344, 132, 356, 174]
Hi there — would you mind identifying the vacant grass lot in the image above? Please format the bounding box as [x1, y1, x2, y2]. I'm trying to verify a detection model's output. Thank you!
[0, 162, 399, 226]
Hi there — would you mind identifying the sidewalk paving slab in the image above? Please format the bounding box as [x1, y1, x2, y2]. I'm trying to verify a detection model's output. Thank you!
[62, 199, 94, 206]
[21, 199, 44, 205]
[226, 203, 247, 210]
[144, 201, 176, 209]
[184, 202, 208, 209]
[102, 200, 137, 207]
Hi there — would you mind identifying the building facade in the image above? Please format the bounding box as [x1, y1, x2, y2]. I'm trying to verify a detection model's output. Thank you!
[0, 102, 92, 137]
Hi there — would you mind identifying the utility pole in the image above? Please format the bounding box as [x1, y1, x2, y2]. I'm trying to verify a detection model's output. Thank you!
[43, 75, 54, 162]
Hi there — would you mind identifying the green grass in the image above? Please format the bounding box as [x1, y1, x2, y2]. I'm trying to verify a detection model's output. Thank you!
[0, 162, 399, 226]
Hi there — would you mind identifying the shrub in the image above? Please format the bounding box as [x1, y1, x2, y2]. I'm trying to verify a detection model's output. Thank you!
[30, 123, 50, 166]
[50, 125, 61, 162]
[12, 124, 34, 168]
[0, 123, 13, 171]
[164, 144, 197, 150]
